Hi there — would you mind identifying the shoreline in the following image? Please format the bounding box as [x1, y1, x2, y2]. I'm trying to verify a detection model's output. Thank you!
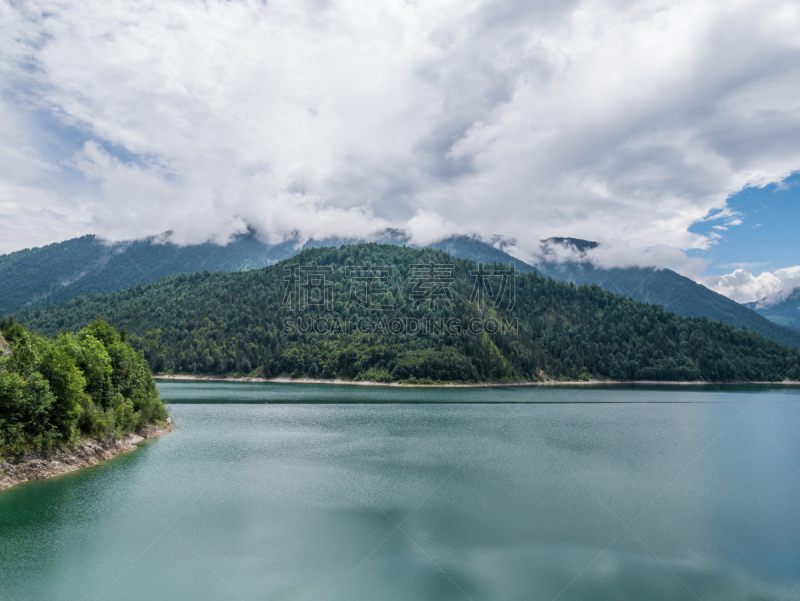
[0, 422, 174, 493]
[154, 374, 800, 388]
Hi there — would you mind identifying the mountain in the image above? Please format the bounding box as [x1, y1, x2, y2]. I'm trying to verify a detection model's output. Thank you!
[427, 237, 537, 273]
[14, 244, 800, 383]
[0, 232, 298, 316]
[0, 230, 521, 317]
[425, 236, 800, 350]
[4, 232, 800, 350]
[542, 237, 598, 252]
[745, 289, 800, 333]
[0, 230, 410, 316]
[531, 238, 800, 350]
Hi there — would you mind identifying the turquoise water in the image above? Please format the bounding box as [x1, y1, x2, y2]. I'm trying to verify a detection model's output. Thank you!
[1, 382, 799, 600]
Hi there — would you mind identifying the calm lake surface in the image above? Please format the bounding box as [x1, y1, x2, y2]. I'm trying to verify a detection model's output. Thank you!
[1, 382, 800, 601]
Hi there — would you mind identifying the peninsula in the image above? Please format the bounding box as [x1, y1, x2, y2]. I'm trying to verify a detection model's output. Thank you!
[0, 319, 171, 492]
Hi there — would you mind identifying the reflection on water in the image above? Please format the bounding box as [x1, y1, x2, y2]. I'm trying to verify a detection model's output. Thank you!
[0, 383, 799, 601]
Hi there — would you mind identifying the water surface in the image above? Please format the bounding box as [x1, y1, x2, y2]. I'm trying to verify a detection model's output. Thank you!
[1, 382, 799, 600]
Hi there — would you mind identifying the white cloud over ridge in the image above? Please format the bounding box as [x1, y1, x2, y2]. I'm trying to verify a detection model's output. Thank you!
[501, 236, 710, 279]
[0, 0, 799, 270]
[701, 266, 800, 305]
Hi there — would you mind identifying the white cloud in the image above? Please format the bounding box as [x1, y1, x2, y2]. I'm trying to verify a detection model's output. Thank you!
[0, 0, 798, 259]
[700, 266, 800, 304]
[406, 209, 460, 246]
[587, 242, 710, 279]
[514, 236, 710, 278]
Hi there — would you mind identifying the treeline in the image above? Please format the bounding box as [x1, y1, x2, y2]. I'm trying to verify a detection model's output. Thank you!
[535, 258, 800, 349]
[13, 244, 800, 383]
[0, 318, 168, 454]
[0, 233, 297, 316]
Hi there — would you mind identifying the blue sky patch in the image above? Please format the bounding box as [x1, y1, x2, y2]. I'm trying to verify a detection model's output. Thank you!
[689, 173, 800, 275]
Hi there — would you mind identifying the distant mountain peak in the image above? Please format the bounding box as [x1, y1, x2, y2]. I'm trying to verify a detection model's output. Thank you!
[746, 286, 800, 310]
[542, 237, 599, 253]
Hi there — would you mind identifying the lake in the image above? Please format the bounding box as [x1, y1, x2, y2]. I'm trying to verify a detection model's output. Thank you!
[1, 382, 799, 600]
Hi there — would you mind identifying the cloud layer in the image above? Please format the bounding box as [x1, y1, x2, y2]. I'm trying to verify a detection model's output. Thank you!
[701, 266, 800, 305]
[1, 0, 799, 273]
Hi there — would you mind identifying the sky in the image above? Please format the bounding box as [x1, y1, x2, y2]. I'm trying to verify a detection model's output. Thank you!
[690, 173, 800, 303]
[0, 0, 799, 304]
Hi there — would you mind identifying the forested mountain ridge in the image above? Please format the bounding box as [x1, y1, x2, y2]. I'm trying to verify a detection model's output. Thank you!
[427, 237, 537, 273]
[4, 233, 799, 350]
[533, 238, 800, 349]
[746, 288, 800, 333]
[0, 319, 168, 454]
[419, 236, 800, 350]
[0, 233, 299, 316]
[14, 244, 800, 384]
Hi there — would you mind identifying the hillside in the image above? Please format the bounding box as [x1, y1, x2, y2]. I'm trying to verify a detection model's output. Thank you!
[14, 244, 800, 383]
[0, 231, 409, 316]
[0, 233, 299, 316]
[427, 237, 537, 273]
[423, 236, 800, 350]
[745, 289, 800, 333]
[4, 233, 800, 351]
[532, 239, 800, 349]
[0, 319, 168, 454]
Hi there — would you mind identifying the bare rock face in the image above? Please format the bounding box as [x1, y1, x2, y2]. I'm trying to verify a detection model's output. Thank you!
[0, 331, 10, 360]
[0, 423, 174, 492]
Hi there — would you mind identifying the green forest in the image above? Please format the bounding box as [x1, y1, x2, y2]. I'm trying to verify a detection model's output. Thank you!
[0, 319, 168, 454]
[13, 244, 800, 384]
[4, 233, 798, 349]
[0, 233, 295, 316]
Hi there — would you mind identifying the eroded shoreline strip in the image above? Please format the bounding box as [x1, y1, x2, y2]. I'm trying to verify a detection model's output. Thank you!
[0, 423, 174, 493]
[154, 374, 800, 388]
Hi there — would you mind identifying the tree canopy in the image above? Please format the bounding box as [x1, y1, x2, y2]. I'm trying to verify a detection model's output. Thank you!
[13, 244, 800, 385]
[0, 318, 167, 454]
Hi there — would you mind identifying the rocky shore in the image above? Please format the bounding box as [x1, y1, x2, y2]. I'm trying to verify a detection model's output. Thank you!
[154, 374, 800, 387]
[0, 421, 174, 492]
